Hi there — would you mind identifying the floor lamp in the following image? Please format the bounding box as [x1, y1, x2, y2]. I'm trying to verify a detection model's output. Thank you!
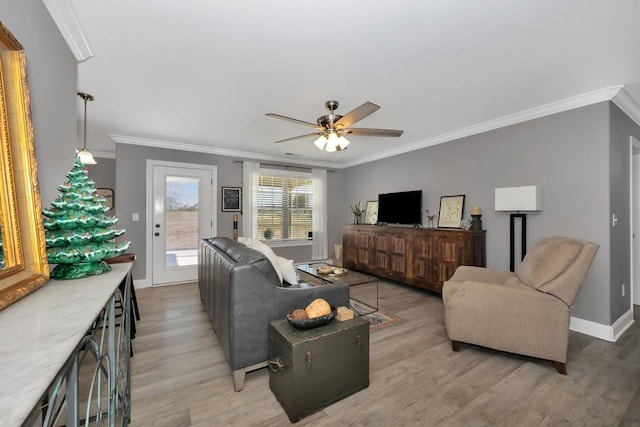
[495, 185, 543, 272]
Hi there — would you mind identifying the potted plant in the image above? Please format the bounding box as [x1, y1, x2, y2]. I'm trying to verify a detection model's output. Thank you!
[350, 201, 364, 224]
[263, 228, 274, 239]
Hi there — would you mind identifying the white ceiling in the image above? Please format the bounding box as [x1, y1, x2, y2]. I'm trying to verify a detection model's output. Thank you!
[54, 0, 640, 168]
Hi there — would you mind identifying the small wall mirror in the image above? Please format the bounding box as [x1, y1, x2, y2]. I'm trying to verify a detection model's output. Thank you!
[0, 22, 49, 310]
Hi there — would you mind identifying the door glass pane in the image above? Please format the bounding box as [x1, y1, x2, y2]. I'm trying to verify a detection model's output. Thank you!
[165, 175, 200, 268]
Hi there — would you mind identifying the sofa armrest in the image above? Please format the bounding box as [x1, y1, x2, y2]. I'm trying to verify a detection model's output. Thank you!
[227, 268, 349, 369]
[275, 281, 350, 319]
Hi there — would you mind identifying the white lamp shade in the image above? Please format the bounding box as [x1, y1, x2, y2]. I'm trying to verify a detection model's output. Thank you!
[337, 135, 350, 150]
[313, 133, 350, 152]
[495, 185, 542, 211]
[324, 132, 339, 152]
[76, 148, 97, 165]
[313, 135, 327, 150]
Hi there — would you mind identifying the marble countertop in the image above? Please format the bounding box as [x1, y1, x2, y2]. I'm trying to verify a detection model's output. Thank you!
[0, 263, 131, 426]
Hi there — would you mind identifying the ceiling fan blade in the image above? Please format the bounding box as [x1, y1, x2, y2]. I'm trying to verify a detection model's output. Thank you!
[273, 132, 323, 144]
[346, 128, 404, 137]
[334, 102, 380, 129]
[266, 113, 321, 129]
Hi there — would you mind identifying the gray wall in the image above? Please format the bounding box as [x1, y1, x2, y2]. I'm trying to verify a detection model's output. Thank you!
[115, 144, 230, 280]
[114, 102, 640, 327]
[332, 102, 621, 325]
[609, 104, 640, 322]
[87, 158, 116, 191]
[114, 144, 316, 280]
[1, 0, 78, 206]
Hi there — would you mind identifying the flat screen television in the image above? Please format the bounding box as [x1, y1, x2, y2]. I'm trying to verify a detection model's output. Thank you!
[377, 190, 422, 225]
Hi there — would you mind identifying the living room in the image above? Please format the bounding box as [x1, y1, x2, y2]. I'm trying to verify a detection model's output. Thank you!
[2, 1, 640, 425]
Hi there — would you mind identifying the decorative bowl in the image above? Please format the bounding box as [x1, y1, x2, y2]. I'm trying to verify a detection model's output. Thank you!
[331, 267, 348, 276]
[287, 307, 336, 330]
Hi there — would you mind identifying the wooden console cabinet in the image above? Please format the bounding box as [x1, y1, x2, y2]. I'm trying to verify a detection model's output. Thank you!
[343, 225, 486, 293]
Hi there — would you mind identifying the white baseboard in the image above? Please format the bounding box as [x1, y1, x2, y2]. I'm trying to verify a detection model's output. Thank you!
[133, 278, 151, 289]
[570, 309, 635, 342]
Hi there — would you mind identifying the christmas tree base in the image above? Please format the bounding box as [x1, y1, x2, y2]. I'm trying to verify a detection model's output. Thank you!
[51, 261, 112, 280]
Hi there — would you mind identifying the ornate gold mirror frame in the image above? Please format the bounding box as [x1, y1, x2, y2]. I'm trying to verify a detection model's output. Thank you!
[0, 22, 49, 310]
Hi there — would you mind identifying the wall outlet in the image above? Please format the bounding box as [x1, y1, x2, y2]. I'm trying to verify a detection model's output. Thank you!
[622, 283, 626, 297]
[132, 213, 139, 222]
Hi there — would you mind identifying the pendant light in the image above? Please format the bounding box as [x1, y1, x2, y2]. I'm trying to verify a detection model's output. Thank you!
[77, 91, 97, 165]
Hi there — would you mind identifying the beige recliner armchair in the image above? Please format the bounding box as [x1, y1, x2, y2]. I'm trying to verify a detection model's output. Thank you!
[442, 236, 599, 374]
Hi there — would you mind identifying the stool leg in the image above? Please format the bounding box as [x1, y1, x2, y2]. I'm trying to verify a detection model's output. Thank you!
[131, 284, 141, 321]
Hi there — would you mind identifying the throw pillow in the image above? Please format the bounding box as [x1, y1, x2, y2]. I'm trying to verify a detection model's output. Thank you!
[276, 256, 299, 285]
[238, 237, 283, 284]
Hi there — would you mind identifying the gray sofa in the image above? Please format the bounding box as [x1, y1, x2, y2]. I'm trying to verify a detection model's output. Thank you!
[198, 237, 350, 391]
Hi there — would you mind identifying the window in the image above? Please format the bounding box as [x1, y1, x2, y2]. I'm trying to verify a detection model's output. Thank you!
[256, 171, 313, 240]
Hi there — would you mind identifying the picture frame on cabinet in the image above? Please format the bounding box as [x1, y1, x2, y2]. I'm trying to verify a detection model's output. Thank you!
[438, 195, 465, 228]
[364, 201, 378, 225]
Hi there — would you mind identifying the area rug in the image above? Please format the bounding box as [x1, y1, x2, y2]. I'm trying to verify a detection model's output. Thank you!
[349, 299, 405, 332]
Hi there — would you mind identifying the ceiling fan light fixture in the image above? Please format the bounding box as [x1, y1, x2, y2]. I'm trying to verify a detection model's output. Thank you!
[268, 100, 403, 152]
[314, 135, 327, 150]
[337, 135, 350, 150]
[325, 131, 340, 152]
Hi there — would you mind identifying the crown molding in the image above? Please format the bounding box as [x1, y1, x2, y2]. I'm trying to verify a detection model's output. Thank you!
[91, 150, 115, 160]
[109, 134, 340, 169]
[612, 87, 640, 127]
[106, 86, 634, 169]
[43, 0, 93, 62]
[341, 86, 624, 168]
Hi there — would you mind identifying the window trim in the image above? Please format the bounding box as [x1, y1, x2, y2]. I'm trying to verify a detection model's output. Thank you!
[257, 167, 313, 242]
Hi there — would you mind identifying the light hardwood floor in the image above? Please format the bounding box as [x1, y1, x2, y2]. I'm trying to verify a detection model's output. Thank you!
[129, 281, 640, 426]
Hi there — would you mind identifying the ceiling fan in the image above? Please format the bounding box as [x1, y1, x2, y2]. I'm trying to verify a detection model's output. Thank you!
[266, 100, 404, 152]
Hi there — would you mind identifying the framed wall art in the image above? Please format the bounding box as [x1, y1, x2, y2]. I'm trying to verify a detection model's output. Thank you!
[364, 200, 378, 225]
[222, 187, 242, 212]
[438, 195, 465, 228]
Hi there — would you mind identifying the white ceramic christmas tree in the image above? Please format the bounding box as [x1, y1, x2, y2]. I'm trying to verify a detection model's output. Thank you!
[43, 158, 130, 279]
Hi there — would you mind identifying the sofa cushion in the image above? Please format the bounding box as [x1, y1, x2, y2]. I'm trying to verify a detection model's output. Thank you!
[211, 237, 281, 287]
[516, 237, 583, 290]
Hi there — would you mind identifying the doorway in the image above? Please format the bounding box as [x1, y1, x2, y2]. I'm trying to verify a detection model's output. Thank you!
[147, 160, 217, 285]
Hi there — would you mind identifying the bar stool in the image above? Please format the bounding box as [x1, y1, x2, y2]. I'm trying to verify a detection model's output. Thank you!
[105, 253, 140, 351]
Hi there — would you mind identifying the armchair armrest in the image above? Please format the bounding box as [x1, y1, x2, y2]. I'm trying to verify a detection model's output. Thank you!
[447, 266, 516, 285]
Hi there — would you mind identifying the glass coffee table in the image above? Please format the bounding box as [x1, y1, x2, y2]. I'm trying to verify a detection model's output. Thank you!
[296, 262, 378, 315]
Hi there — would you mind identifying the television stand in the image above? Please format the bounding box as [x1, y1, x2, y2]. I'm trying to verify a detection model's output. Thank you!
[342, 224, 486, 293]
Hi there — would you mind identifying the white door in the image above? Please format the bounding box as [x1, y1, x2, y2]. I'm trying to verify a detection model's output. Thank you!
[150, 162, 216, 285]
